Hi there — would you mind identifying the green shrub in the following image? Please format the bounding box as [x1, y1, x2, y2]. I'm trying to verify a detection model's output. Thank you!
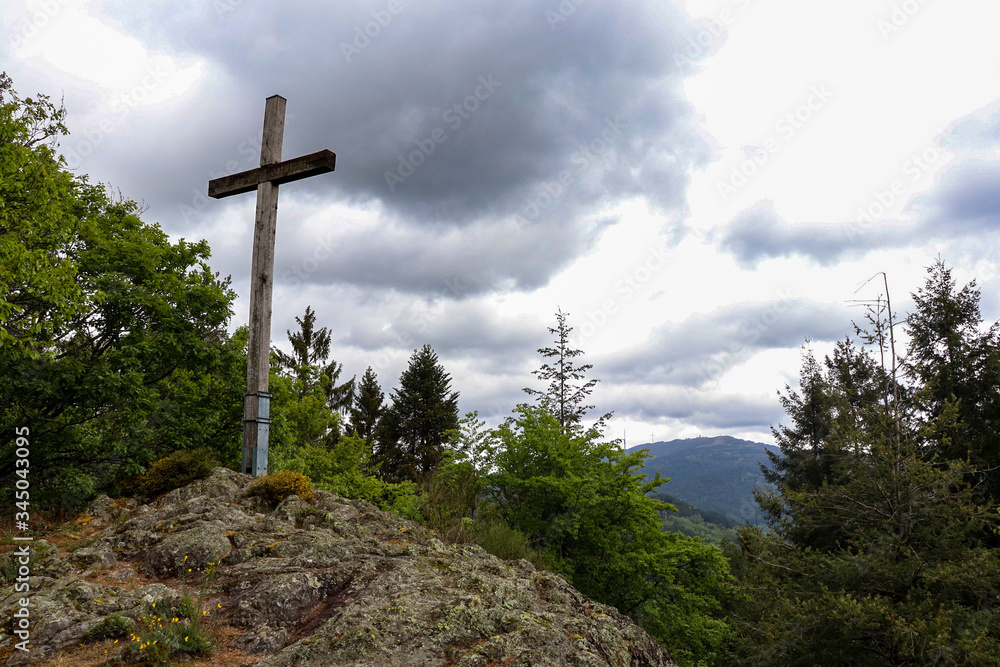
[420, 450, 481, 541]
[133, 449, 220, 497]
[270, 436, 423, 521]
[1, 559, 15, 584]
[247, 470, 314, 505]
[84, 613, 134, 641]
[470, 520, 552, 570]
[109, 598, 214, 666]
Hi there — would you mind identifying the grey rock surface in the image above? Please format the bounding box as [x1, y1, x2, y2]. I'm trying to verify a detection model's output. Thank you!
[0, 467, 677, 666]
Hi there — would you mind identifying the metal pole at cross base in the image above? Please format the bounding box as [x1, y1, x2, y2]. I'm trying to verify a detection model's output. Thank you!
[241, 391, 272, 476]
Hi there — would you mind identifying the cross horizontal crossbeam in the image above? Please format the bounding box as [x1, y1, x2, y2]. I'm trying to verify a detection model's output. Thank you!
[208, 149, 337, 199]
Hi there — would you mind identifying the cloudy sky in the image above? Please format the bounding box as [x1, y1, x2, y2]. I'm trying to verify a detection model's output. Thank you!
[4, 0, 1000, 445]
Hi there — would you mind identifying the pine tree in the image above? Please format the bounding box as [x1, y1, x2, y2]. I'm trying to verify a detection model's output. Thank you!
[728, 415, 1000, 666]
[762, 345, 834, 494]
[904, 259, 1000, 499]
[349, 366, 384, 445]
[523, 309, 611, 434]
[374, 345, 459, 483]
[725, 263, 1000, 665]
[273, 306, 355, 413]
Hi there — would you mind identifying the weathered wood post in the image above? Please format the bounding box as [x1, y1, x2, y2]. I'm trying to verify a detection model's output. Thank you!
[208, 96, 337, 476]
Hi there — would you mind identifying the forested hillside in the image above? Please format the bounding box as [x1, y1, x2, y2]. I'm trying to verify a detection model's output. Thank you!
[651, 492, 739, 544]
[628, 436, 780, 524]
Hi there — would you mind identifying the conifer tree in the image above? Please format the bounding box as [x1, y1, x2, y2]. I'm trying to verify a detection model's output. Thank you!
[762, 346, 834, 494]
[374, 345, 459, 483]
[904, 259, 1000, 499]
[524, 309, 611, 434]
[725, 263, 1000, 665]
[273, 306, 355, 413]
[349, 366, 384, 445]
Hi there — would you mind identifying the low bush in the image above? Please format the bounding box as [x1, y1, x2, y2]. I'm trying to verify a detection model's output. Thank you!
[131, 449, 220, 497]
[470, 520, 552, 571]
[108, 597, 214, 666]
[84, 613, 134, 641]
[270, 436, 423, 521]
[247, 470, 314, 505]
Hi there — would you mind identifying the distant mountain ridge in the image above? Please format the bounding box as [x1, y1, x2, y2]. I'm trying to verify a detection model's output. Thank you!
[626, 435, 781, 524]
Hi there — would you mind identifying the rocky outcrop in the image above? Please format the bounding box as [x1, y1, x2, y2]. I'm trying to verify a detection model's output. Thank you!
[0, 467, 677, 666]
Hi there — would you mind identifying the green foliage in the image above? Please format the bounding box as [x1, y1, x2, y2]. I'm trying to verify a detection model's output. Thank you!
[479, 404, 734, 666]
[111, 599, 214, 666]
[658, 512, 738, 546]
[140, 327, 247, 471]
[349, 366, 385, 444]
[727, 441, 1000, 665]
[84, 613, 134, 642]
[273, 306, 355, 444]
[0, 75, 241, 511]
[468, 520, 552, 570]
[375, 345, 460, 483]
[270, 434, 423, 521]
[419, 411, 494, 534]
[247, 470, 315, 506]
[905, 259, 1000, 501]
[724, 266, 1000, 665]
[0, 71, 81, 361]
[420, 449, 481, 542]
[269, 371, 341, 453]
[131, 449, 220, 498]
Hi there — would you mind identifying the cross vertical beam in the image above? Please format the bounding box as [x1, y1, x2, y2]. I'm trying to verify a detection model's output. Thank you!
[208, 95, 337, 476]
[242, 95, 284, 477]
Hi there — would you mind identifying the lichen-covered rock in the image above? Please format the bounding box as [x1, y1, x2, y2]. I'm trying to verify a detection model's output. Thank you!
[3, 467, 678, 667]
[83, 495, 117, 523]
[0, 540, 70, 580]
[140, 524, 232, 577]
[105, 567, 137, 582]
[226, 569, 350, 628]
[66, 541, 116, 572]
[0, 576, 141, 664]
[235, 625, 291, 655]
[157, 465, 252, 505]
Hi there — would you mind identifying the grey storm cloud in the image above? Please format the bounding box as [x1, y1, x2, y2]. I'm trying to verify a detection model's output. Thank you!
[914, 160, 1000, 234]
[602, 384, 787, 432]
[272, 214, 615, 297]
[340, 298, 546, 361]
[68, 0, 708, 298]
[601, 297, 854, 387]
[717, 200, 914, 268]
[718, 98, 1000, 269]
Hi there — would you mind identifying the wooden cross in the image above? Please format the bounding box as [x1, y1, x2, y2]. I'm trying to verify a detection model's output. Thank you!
[208, 95, 337, 476]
